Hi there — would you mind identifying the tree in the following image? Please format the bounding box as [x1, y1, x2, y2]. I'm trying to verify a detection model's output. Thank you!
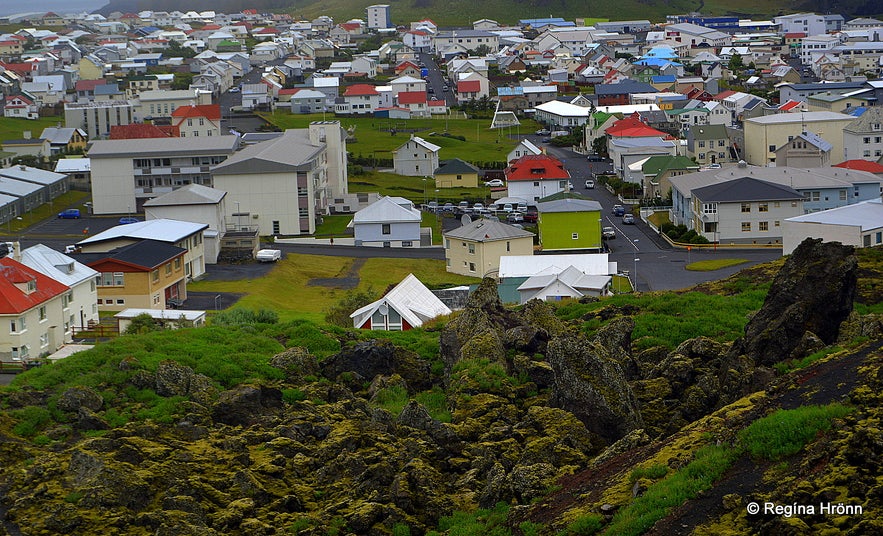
[325, 287, 377, 327]
[728, 53, 744, 71]
[591, 136, 608, 158]
[124, 313, 163, 335]
[167, 40, 196, 59]
[171, 72, 194, 90]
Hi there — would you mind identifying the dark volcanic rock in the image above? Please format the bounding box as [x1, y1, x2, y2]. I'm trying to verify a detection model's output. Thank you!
[269, 346, 319, 378]
[155, 360, 218, 405]
[211, 385, 283, 426]
[548, 336, 643, 444]
[321, 339, 431, 392]
[439, 277, 511, 373]
[57, 386, 104, 413]
[730, 238, 857, 366]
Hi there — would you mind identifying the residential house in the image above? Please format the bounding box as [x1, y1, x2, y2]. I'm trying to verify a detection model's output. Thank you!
[517, 265, 612, 303]
[455, 72, 489, 104]
[75, 239, 188, 311]
[690, 177, 804, 244]
[0, 138, 51, 160]
[142, 184, 228, 264]
[0, 257, 71, 363]
[505, 154, 571, 202]
[210, 123, 349, 236]
[686, 124, 732, 166]
[403, 30, 432, 53]
[774, 132, 832, 168]
[170, 104, 222, 139]
[843, 106, 883, 161]
[536, 195, 603, 251]
[39, 127, 87, 155]
[353, 196, 422, 247]
[595, 81, 658, 106]
[507, 139, 541, 163]
[393, 136, 440, 177]
[497, 254, 614, 304]
[3, 93, 38, 120]
[444, 218, 534, 277]
[396, 91, 429, 117]
[337, 83, 380, 115]
[743, 112, 855, 166]
[640, 155, 700, 199]
[783, 199, 883, 254]
[18, 243, 99, 334]
[350, 273, 451, 331]
[434, 158, 480, 188]
[366, 5, 393, 30]
[389, 75, 426, 96]
[87, 135, 239, 214]
[240, 83, 272, 111]
[290, 89, 327, 114]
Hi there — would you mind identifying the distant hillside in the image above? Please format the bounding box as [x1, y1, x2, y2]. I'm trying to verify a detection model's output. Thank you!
[99, 0, 882, 27]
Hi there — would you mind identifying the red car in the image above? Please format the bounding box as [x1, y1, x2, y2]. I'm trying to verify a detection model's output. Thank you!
[522, 211, 538, 223]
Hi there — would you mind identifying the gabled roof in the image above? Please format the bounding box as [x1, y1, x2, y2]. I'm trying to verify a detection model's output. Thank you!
[834, 160, 883, 174]
[457, 80, 481, 93]
[353, 196, 421, 224]
[499, 253, 611, 278]
[19, 244, 98, 288]
[689, 124, 728, 140]
[517, 265, 611, 293]
[0, 258, 70, 314]
[39, 127, 85, 145]
[693, 177, 804, 203]
[434, 158, 480, 175]
[606, 113, 671, 138]
[142, 184, 225, 207]
[78, 240, 187, 271]
[349, 273, 451, 329]
[642, 155, 699, 176]
[505, 154, 569, 181]
[397, 91, 427, 105]
[536, 198, 603, 213]
[75, 79, 108, 92]
[444, 218, 534, 241]
[211, 129, 321, 175]
[343, 83, 379, 97]
[396, 135, 440, 153]
[77, 218, 208, 246]
[171, 103, 221, 121]
[782, 131, 832, 152]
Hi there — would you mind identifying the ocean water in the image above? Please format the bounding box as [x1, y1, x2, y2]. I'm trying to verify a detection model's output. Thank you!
[0, 1, 109, 17]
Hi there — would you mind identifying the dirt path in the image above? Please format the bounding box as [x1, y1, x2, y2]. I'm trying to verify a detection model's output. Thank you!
[307, 258, 366, 290]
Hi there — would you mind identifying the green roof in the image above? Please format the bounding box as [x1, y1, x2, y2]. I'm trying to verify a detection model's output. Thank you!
[642, 155, 700, 178]
[689, 124, 728, 140]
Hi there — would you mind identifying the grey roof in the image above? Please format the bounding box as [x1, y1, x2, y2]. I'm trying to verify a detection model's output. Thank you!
[778, 81, 865, 91]
[595, 80, 658, 96]
[692, 177, 803, 203]
[536, 198, 603, 213]
[670, 164, 881, 197]
[211, 129, 323, 174]
[142, 184, 226, 207]
[19, 244, 98, 288]
[39, 127, 84, 145]
[434, 158, 480, 175]
[88, 136, 239, 158]
[353, 196, 421, 223]
[444, 218, 534, 241]
[0, 177, 41, 196]
[744, 111, 855, 125]
[77, 218, 208, 246]
[786, 132, 833, 152]
[0, 165, 67, 186]
[786, 198, 883, 232]
[77, 239, 186, 270]
[844, 105, 883, 134]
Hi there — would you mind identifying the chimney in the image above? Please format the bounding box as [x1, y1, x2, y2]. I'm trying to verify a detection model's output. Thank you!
[12, 241, 21, 261]
[22, 130, 31, 140]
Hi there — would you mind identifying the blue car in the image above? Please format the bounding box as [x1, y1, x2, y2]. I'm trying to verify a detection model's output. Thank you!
[612, 205, 625, 217]
[119, 217, 140, 224]
[58, 209, 81, 219]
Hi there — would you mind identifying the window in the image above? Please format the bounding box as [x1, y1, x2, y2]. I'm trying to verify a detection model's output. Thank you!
[877, 232, 882, 244]
[702, 203, 717, 214]
[775, 220, 780, 227]
[759, 221, 769, 231]
[699, 153, 705, 160]
[864, 137, 871, 144]
[468, 243, 475, 254]
[152, 269, 160, 282]
[864, 235, 872, 247]
[742, 222, 751, 232]
[468, 262, 476, 272]
[572, 233, 579, 240]
[769, 145, 776, 152]
[18, 317, 26, 332]
[444, 239, 450, 249]
[174, 258, 181, 270]
[39, 306, 46, 321]
[741, 203, 751, 213]
[506, 241, 510, 252]
[39, 333, 49, 348]
[381, 224, 391, 235]
[758, 203, 768, 212]
[402, 241, 412, 247]
[165, 263, 172, 275]
[698, 140, 706, 148]
[805, 191, 820, 202]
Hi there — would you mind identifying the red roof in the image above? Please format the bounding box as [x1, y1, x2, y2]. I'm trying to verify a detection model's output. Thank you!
[714, 90, 736, 100]
[428, 99, 446, 106]
[255, 27, 279, 34]
[779, 100, 804, 111]
[75, 79, 107, 91]
[340, 23, 361, 32]
[606, 113, 670, 138]
[407, 30, 428, 36]
[344, 84, 379, 96]
[457, 80, 481, 93]
[833, 160, 883, 173]
[110, 124, 179, 139]
[397, 91, 427, 105]
[505, 154, 570, 181]
[0, 258, 70, 315]
[395, 61, 419, 72]
[278, 88, 301, 95]
[171, 103, 222, 121]
[784, 32, 806, 38]
[5, 94, 34, 105]
[202, 24, 221, 31]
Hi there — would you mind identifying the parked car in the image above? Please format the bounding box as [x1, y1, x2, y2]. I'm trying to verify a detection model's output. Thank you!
[64, 245, 78, 254]
[523, 211, 539, 223]
[443, 202, 454, 212]
[458, 200, 470, 212]
[585, 179, 595, 189]
[612, 204, 625, 216]
[485, 178, 504, 187]
[622, 213, 636, 225]
[602, 227, 616, 239]
[473, 202, 486, 214]
[256, 249, 282, 262]
[229, 87, 240, 93]
[541, 137, 552, 143]
[516, 203, 528, 213]
[568, 181, 574, 191]
[119, 217, 140, 224]
[507, 212, 524, 223]
[535, 128, 551, 136]
[58, 209, 81, 219]
[586, 154, 605, 162]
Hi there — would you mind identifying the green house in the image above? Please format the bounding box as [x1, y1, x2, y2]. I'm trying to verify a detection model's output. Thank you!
[536, 194, 603, 251]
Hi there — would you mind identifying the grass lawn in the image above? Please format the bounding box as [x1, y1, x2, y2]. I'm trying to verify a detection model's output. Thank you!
[259, 111, 541, 165]
[4, 191, 90, 235]
[349, 170, 489, 203]
[0, 115, 65, 143]
[647, 210, 670, 227]
[686, 259, 749, 271]
[313, 214, 352, 237]
[189, 253, 479, 322]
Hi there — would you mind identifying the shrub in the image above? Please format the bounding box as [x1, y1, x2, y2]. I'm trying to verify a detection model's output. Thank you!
[212, 308, 278, 326]
[282, 388, 307, 404]
[629, 464, 669, 483]
[739, 403, 853, 461]
[12, 406, 53, 437]
[324, 287, 377, 327]
[566, 514, 603, 535]
[415, 387, 451, 422]
[124, 313, 163, 335]
[372, 385, 409, 417]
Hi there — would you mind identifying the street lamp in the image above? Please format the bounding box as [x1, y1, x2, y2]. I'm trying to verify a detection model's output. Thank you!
[633, 257, 639, 292]
[422, 177, 428, 206]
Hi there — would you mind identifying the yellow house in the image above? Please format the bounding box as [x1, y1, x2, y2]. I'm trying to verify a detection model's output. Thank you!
[743, 112, 855, 166]
[434, 158, 481, 188]
[444, 218, 534, 277]
[83, 240, 188, 311]
[77, 56, 104, 81]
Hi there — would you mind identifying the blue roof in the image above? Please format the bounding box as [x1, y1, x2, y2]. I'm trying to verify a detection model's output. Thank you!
[651, 75, 677, 83]
[644, 47, 678, 59]
[635, 58, 682, 68]
[497, 87, 524, 96]
[847, 106, 867, 117]
[519, 18, 574, 27]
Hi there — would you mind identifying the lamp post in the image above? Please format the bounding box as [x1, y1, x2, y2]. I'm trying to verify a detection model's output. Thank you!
[422, 177, 428, 206]
[633, 257, 639, 292]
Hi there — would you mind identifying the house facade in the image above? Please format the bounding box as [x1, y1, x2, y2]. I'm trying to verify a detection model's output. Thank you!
[350, 274, 451, 331]
[743, 112, 855, 166]
[353, 196, 422, 247]
[536, 197, 604, 251]
[444, 219, 534, 277]
[434, 158, 480, 188]
[393, 136, 440, 177]
[505, 154, 571, 202]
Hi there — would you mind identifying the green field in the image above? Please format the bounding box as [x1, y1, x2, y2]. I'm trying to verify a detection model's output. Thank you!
[0, 115, 65, 144]
[260, 112, 539, 166]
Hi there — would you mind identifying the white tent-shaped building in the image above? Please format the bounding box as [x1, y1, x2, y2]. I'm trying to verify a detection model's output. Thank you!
[350, 273, 451, 330]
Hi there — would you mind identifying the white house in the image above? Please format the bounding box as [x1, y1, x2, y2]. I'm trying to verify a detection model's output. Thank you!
[350, 273, 451, 330]
[507, 139, 541, 163]
[517, 265, 612, 303]
[353, 196, 422, 247]
[141, 184, 227, 264]
[393, 136, 441, 176]
[783, 198, 883, 255]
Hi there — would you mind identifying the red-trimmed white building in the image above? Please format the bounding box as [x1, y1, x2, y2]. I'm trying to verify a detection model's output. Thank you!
[403, 30, 432, 52]
[428, 99, 448, 115]
[505, 154, 571, 202]
[3, 93, 39, 119]
[350, 274, 450, 330]
[170, 104, 222, 138]
[396, 91, 429, 117]
[337, 84, 381, 115]
[0, 257, 72, 363]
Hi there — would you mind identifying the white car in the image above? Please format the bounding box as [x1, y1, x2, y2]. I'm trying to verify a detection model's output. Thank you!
[585, 179, 595, 189]
[256, 249, 282, 262]
[485, 179, 505, 187]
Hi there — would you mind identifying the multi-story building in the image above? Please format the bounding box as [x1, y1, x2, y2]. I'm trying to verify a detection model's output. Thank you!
[170, 104, 222, 138]
[64, 100, 135, 139]
[742, 112, 855, 166]
[686, 124, 732, 166]
[433, 30, 499, 53]
[444, 219, 534, 277]
[136, 89, 212, 121]
[366, 5, 392, 29]
[774, 13, 827, 37]
[843, 106, 883, 161]
[393, 136, 440, 177]
[87, 135, 240, 214]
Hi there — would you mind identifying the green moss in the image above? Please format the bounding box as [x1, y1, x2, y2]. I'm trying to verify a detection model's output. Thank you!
[738, 403, 854, 461]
